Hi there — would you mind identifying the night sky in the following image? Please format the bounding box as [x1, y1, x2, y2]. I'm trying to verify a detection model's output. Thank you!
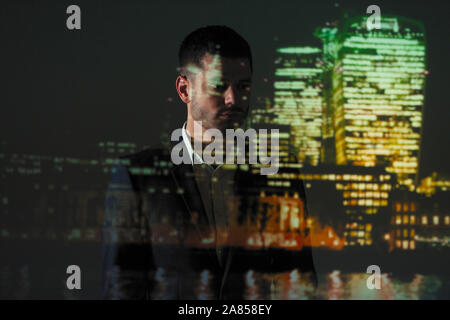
[2, 0, 449, 179]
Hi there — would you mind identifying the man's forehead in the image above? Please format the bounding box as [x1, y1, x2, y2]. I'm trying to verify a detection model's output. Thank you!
[201, 54, 251, 80]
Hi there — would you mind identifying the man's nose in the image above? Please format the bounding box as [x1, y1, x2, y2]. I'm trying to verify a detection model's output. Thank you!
[224, 86, 236, 107]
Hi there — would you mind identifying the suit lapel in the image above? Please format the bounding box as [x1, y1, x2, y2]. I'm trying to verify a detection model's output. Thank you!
[168, 131, 217, 240]
[170, 162, 220, 268]
[218, 167, 243, 297]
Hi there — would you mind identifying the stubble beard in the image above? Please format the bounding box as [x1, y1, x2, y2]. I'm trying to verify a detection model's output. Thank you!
[190, 97, 245, 134]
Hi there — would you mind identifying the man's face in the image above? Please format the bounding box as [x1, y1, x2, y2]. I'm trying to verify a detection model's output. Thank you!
[188, 54, 252, 132]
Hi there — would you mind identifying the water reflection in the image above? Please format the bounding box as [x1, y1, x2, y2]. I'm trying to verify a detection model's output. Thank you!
[151, 267, 167, 299]
[0, 264, 449, 299]
[327, 270, 343, 300]
[244, 270, 260, 300]
[196, 270, 213, 300]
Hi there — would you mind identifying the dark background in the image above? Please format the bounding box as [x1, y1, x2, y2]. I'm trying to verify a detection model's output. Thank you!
[2, 0, 449, 178]
[1, 0, 449, 300]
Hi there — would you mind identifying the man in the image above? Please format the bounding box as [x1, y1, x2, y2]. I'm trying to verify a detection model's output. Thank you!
[101, 25, 317, 299]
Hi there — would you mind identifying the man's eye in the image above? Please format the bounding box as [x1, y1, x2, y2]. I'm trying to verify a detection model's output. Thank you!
[214, 84, 228, 92]
[239, 84, 251, 91]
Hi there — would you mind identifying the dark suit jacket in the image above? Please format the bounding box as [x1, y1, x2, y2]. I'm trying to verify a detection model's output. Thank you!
[101, 135, 317, 299]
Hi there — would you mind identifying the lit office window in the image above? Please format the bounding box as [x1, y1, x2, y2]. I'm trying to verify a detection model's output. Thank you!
[402, 240, 409, 250]
[422, 216, 428, 225]
[403, 215, 409, 224]
[433, 216, 439, 225]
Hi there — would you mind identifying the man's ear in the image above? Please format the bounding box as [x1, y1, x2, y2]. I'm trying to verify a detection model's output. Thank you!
[176, 75, 191, 104]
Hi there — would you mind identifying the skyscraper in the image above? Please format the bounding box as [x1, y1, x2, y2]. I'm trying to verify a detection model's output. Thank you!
[272, 46, 324, 166]
[316, 16, 427, 189]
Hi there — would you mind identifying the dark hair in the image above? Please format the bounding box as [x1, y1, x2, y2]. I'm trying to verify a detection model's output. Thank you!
[178, 25, 253, 77]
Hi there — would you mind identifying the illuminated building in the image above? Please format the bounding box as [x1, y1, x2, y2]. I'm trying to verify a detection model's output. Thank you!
[247, 191, 308, 250]
[387, 187, 419, 251]
[388, 188, 450, 250]
[0, 141, 143, 241]
[316, 16, 427, 188]
[99, 141, 137, 159]
[417, 172, 450, 196]
[250, 96, 276, 125]
[238, 166, 312, 249]
[272, 46, 324, 166]
[265, 165, 393, 247]
[249, 123, 293, 165]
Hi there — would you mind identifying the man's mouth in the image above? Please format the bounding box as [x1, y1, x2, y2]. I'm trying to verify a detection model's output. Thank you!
[219, 111, 244, 119]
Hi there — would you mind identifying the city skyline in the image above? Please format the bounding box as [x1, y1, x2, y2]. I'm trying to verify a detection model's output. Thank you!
[1, 1, 450, 180]
[3, 9, 450, 253]
[2, 0, 450, 300]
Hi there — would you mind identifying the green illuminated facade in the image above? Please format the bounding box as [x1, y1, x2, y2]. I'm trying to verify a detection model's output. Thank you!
[316, 16, 427, 188]
[272, 47, 324, 166]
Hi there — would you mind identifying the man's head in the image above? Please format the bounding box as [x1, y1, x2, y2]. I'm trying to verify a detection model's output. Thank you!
[176, 26, 252, 135]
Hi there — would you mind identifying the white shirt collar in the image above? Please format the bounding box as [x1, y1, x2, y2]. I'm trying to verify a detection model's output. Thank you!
[181, 122, 204, 165]
[181, 122, 224, 170]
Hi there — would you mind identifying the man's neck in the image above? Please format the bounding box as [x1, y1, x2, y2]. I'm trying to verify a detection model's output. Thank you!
[187, 132, 212, 152]
[184, 126, 227, 168]
[185, 120, 224, 151]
